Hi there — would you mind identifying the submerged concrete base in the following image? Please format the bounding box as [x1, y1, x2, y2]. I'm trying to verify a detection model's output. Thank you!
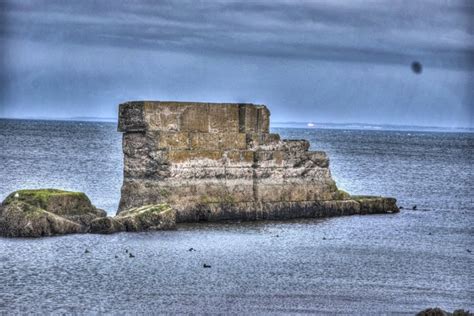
[0, 189, 398, 237]
[175, 197, 399, 223]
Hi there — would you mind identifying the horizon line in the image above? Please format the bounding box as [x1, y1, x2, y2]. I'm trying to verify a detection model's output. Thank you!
[1, 116, 472, 132]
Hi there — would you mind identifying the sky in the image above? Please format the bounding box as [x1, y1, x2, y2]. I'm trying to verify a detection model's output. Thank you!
[0, 0, 473, 128]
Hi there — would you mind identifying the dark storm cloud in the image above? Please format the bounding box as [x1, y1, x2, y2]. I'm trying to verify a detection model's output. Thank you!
[1, 0, 473, 69]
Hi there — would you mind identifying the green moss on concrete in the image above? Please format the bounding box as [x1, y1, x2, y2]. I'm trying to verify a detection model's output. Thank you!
[334, 189, 351, 200]
[200, 194, 235, 204]
[200, 195, 218, 204]
[159, 188, 171, 198]
[350, 195, 381, 201]
[118, 203, 171, 217]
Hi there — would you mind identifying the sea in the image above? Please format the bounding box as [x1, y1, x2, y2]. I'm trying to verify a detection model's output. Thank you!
[0, 119, 472, 314]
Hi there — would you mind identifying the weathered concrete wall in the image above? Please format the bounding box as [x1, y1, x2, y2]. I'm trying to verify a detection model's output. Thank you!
[117, 101, 398, 221]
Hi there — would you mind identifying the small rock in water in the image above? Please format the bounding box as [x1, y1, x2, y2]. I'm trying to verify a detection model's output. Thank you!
[0, 189, 106, 238]
[188, 247, 195, 252]
[125, 249, 129, 253]
[129, 253, 135, 258]
[428, 232, 432, 235]
[412, 205, 417, 210]
[416, 307, 471, 316]
[84, 249, 90, 254]
[322, 237, 326, 240]
[399, 206, 404, 210]
[203, 264, 211, 268]
[115, 255, 118, 258]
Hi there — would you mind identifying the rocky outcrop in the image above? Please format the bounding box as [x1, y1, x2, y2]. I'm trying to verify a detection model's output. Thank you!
[117, 101, 399, 221]
[416, 308, 472, 316]
[90, 204, 176, 234]
[0, 189, 106, 237]
[0, 189, 176, 237]
[0, 201, 81, 237]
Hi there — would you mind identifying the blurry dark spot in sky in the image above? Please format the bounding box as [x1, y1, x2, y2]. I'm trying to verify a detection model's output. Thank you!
[411, 61, 422, 74]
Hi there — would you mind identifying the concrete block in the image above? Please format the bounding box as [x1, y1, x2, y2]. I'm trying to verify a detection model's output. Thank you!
[168, 150, 225, 165]
[306, 151, 329, 168]
[181, 105, 210, 132]
[144, 102, 183, 132]
[152, 132, 190, 150]
[123, 132, 148, 157]
[219, 133, 247, 150]
[225, 150, 255, 166]
[209, 104, 240, 133]
[118, 102, 145, 132]
[246, 133, 281, 148]
[282, 139, 310, 152]
[190, 133, 220, 150]
[239, 104, 258, 133]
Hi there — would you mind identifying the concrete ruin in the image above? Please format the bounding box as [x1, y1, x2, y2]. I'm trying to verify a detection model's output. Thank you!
[117, 101, 398, 222]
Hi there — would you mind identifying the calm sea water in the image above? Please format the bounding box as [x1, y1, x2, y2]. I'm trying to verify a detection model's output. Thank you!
[0, 119, 472, 314]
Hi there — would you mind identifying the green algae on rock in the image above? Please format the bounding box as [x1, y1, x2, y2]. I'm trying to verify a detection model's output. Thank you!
[115, 204, 176, 231]
[4, 189, 89, 209]
[89, 204, 176, 234]
[3, 189, 107, 226]
[0, 189, 106, 237]
[0, 189, 176, 237]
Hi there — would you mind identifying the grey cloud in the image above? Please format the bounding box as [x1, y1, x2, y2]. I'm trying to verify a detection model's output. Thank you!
[0, 0, 472, 127]
[1, 0, 473, 69]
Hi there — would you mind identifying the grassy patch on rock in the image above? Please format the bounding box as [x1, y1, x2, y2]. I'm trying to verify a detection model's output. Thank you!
[3, 189, 90, 209]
